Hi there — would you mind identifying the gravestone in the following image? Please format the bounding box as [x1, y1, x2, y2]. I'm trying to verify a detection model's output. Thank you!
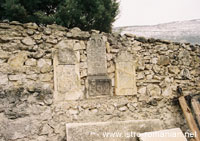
[66, 119, 163, 141]
[87, 34, 111, 97]
[87, 34, 107, 76]
[53, 40, 83, 101]
[115, 51, 137, 95]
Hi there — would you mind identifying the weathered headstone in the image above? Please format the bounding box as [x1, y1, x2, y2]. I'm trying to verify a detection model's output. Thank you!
[87, 34, 107, 76]
[87, 34, 111, 97]
[53, 40, 83, 101]
[115, 51, 137, 95]
[66, 119, 163, 141]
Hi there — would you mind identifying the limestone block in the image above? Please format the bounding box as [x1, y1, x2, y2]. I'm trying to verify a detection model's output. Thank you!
[139, 128, 187, 141]
[66, 119, 162, 141]
[87, 34, 107, 75]
[115, 51, 137, 96]
[87, 76, 111, 98]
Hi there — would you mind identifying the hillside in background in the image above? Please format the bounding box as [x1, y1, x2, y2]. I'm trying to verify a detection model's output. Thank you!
[114, 19, 200, 44]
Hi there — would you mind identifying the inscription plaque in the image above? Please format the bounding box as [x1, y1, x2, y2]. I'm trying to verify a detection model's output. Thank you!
[53, 49, 83, 101]
[88, 76, 111, 97]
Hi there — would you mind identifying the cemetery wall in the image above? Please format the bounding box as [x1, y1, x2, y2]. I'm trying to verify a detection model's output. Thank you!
[0, 21, 199, 141]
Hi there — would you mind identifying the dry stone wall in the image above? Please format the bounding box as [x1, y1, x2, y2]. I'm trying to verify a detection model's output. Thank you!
[0, 21, 199, 141]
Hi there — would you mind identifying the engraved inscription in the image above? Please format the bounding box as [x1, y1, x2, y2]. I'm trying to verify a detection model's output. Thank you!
[88, 76, 111, 97]
[87, 34, 107, 75]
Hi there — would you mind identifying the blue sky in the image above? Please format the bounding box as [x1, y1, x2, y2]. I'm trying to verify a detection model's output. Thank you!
[113, 0, 200, 27]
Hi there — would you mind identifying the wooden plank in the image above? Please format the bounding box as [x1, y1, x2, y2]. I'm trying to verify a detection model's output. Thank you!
[179, 96, 200, 141]
[191, 97, 200, 128]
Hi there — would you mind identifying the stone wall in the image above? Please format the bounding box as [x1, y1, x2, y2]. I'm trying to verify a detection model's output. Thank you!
[0, 21, 199, 141]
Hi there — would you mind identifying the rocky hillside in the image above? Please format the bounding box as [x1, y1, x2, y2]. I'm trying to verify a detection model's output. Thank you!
[114, 19, 200, 44]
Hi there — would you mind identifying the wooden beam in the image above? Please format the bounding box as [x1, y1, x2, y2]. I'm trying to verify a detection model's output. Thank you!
[179, 96, 200, 141]
[191, 97, 200, 128]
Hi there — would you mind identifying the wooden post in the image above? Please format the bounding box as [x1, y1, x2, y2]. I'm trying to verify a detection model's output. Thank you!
[191, 97, 200, 128]
[179, 96, 200, 141]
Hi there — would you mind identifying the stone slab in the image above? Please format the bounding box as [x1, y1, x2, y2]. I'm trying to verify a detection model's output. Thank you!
[57, 40, 77, 65]
[87, 76, 111, 98]
[115, 51, 137, 95]
[87, 34, 107, 75]
[66, 119, 163, 141]
[139, 128, 187, 141]
[53, 53, 82, 101]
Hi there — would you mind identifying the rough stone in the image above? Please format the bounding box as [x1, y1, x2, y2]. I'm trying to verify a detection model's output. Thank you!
[8, 74, 26, 81]
[66, 120, 162, 141]
[43, 28, 52, 35]
[0, 73, 8, 85]
[68, 27, 90, 39]
[25, 58, 37, 66]
[147, 84, 161, 99]
[180, 68, 191, 79]
[8, 52, 28, 71]
[138, 87, 146, 95]
[162, 86, 172, 97]
[37, 59, 52, 68]
[0, 51, 9, 59]
[158, 56, 170, 66]
[21, 37, 36, 46]
[74, 42, 85, 50]
[169, 66, 180, 74]
[40, 74, 53, 82]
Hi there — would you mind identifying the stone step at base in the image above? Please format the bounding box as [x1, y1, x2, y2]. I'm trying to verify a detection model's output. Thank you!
[66, 119, 162, 141]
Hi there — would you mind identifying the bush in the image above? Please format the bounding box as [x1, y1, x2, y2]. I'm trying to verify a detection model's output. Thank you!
[0, 0, 119, 32]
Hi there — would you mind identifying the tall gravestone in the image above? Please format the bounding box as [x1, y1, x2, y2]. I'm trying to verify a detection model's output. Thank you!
[54, 40, 83, 101]
[87, 34, 111, 97]
[115, 51, 137, 95]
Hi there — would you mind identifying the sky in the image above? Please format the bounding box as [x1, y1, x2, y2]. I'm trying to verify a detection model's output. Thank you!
[113, 0, 200, 27]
